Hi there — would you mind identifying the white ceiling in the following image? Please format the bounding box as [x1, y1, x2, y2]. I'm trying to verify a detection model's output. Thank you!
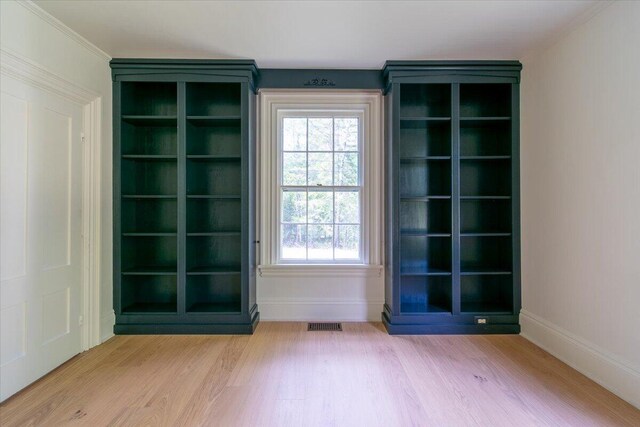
[35, 0, 601, 69]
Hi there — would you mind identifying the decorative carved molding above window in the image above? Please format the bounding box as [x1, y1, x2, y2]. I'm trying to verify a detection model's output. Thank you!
[303, 78, 336, 87]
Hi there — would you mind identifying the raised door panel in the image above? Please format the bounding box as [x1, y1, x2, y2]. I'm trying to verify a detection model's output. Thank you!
[0, 93, 28, 282]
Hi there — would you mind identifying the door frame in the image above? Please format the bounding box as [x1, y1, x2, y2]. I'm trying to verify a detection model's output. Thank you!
[1, 48, 103, 351]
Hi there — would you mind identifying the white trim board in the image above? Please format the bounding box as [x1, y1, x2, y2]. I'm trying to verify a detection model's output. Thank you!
[100, 310, 115, 343]
[81, 94, 103, 350]
[520, 309, 640, 409]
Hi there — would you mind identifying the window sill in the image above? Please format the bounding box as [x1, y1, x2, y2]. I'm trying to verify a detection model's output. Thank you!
[257, 264, 383, 278]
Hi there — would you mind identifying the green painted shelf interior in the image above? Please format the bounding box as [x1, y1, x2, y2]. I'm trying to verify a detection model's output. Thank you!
[397, 82, 514, 315]
[119, 81, 244, 314]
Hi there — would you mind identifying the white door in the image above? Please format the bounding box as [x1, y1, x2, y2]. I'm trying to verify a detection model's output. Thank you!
[1, 74, 84, 401]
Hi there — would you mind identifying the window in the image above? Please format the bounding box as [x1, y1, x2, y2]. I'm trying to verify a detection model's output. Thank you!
[278, 113, 362, 262]
[258, 91, 382, 275]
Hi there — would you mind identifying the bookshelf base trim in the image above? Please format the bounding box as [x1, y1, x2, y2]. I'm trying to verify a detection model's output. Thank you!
[114, 309, 260, 335]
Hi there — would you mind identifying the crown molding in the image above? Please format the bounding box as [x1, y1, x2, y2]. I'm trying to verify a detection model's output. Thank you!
[0, 47, 99, 104]
[18, 0, 111, 63]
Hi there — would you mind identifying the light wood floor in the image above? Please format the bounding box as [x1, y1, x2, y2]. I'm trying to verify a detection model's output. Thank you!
[1, 322, 638, 426]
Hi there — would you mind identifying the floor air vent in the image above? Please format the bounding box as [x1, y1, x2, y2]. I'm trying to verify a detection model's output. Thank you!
[308, 322, 342, 331]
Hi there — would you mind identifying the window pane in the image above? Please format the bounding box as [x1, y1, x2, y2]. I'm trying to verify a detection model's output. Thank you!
[334, 118, 358, 151]
[281, 224, 306, 259]
[335, 225, 360, 259]
[334, 152, 358, 186]
[283, 118, 307, 151]
[282, 191, 306, 223]
[282, 152, 307, 185]
[308, 190, 333, 223]
[308, 153, 333, 186]
[335, 191, 359, 224]
[308, 118, 333, 151]
[308, 225, 333, 260]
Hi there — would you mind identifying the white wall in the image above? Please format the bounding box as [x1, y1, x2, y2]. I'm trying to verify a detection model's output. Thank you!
[1, 1, 114, 342]
[520, 1, 640, 408]
[258, 273, 384, 321]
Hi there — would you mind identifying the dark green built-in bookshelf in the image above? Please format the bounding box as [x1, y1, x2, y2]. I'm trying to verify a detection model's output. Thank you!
[112, 60, 259, 334]
[112, 59, 520, 336]
[382, 61, 522, 334]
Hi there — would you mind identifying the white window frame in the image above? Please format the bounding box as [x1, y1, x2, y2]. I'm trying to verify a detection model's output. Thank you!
[277, 110, 365, 264]
[257, 91, 383, 277]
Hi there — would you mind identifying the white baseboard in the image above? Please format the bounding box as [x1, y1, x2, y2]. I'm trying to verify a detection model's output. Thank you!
[520, 309, 640, 409]
[100, 310, 115, 343]
[258, 299, 384, 322]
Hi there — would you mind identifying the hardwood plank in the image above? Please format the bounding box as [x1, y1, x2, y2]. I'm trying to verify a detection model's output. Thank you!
[1, 323, 638, 426]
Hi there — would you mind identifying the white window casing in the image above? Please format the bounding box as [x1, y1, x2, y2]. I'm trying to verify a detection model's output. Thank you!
[258, 90, 383, 277]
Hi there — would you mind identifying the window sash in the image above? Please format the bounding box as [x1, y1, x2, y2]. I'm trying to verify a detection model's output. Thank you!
[280, 188, 362, 225]
[277, 111, 364, 263]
